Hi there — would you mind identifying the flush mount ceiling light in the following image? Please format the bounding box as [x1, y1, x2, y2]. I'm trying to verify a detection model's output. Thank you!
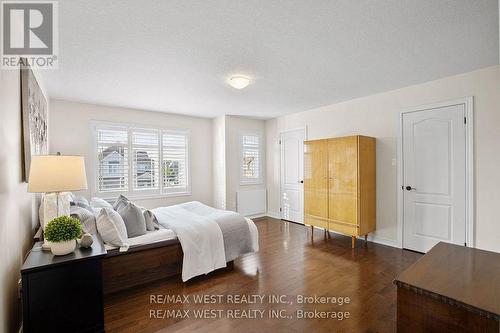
[228, 75, 251, 89]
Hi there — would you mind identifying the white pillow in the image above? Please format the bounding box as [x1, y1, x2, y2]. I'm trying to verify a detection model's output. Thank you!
[90, 197, 114, 210]
[96, 208, 129, 252]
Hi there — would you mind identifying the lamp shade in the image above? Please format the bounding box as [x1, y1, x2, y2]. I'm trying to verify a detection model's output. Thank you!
[28, 155, 88, 193]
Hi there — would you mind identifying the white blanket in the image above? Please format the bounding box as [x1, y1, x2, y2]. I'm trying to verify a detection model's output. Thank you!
[152, 204, 227, 281]
[152, 202, 259, 281]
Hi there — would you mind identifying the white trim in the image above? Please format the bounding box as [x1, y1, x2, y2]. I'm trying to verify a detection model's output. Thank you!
[360, 234, 400, 249]
[266, 211, 281, 219]
[327, 229, 400, 249]
[262, 218, 401, 249]
[397, 96, 474, 250]
[246, 213, 268, 219]
[98, 192, 191, 202]
[89, 120, 191, 199]
[464, 97, 475, 248]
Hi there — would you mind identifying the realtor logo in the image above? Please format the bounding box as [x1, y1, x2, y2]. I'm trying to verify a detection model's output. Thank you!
[1, 1, 58, 68]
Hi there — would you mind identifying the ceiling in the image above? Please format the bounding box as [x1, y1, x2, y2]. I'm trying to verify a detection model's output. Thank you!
[45, 0, 499, 118]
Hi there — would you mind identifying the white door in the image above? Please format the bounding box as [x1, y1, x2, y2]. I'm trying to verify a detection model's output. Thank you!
[402, 104, 467, 253]
[280, 129, 305, 223]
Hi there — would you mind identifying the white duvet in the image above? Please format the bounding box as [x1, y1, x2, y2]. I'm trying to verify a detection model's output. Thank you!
[152, 202, 258, 281]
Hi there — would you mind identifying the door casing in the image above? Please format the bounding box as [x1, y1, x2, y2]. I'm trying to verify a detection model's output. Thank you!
[397, 97, 474, 249]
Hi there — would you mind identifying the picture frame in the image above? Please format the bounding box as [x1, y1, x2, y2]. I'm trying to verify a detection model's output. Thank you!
[20, 60, 49, 181]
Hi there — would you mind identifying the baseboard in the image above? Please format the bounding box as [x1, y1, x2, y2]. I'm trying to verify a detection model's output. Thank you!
[266, 211, 281, 219]
[247, 213, 268, 219]
[361, 234, 400, 249]
[258, 215, 400, 249]
[306, 227, 401, 249]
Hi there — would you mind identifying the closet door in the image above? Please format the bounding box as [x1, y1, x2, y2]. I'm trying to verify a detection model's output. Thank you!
[304, 140, 329, 225]
[328, 136, 358, 225]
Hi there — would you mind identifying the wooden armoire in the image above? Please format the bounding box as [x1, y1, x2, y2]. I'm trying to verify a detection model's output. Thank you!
[304, 135, 376, 248]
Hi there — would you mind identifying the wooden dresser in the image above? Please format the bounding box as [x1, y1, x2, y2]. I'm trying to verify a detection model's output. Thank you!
[394, 242, 500, 333]
[304, 135, 376, 248]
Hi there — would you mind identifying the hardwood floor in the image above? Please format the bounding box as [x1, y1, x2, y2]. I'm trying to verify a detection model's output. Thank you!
[104, 217, 421, 333]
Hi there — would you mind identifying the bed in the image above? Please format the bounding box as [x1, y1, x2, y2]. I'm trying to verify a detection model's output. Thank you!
[101, 201, 259, 294]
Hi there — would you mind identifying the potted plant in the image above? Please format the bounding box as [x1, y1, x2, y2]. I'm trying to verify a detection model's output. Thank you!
[44, 216, 82, 256]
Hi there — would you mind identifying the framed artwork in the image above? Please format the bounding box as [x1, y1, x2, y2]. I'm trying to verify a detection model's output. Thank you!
[21, 61, 48, 181]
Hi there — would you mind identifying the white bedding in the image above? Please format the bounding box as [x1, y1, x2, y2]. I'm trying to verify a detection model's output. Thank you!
[103, 227, 176, 251]
[152, 201, 258, 281]
[245, 217, 259, 252]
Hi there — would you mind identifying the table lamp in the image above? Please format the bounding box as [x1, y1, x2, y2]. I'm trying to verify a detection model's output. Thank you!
[28, 154, 88, 249]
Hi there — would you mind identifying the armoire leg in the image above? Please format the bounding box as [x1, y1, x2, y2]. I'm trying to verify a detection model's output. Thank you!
[311, 225, 314, 242]
[351, 236, 356, 249]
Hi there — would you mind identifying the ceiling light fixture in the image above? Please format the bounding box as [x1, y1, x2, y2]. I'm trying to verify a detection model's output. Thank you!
[228, 75, 251, 89]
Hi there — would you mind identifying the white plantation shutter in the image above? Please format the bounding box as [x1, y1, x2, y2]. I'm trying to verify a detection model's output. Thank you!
[96, 126, 129, 192]
[131, 129, 160, 190]
[240, 133, 261, 183]
[94, 123, 190, 197]
[162, 131, 189, 194]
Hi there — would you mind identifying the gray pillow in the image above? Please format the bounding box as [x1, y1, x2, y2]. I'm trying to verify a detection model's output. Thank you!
[73, 195, 92, 212]
[96, 208, 129, 251]
[67, 192, 76, 202]
[142, 209, 159, 231]
[90, 197, 113, 210]
[113, 194, 129, 211]
[70, 205, 97, 234]
[117, 202, 147, 238]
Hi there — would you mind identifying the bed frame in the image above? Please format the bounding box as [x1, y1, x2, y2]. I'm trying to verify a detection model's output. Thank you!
[102, 238, 183, 295]
[35, 227, 234, 296]
[102, 239, 234, 295]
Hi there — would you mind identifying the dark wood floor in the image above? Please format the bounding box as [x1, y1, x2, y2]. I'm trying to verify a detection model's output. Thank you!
[104, 217, 421, 333]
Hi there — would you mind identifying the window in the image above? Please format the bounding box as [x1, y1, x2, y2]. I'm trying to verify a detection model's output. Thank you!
[162, 130, 189, 194]
[240, 132, 262, 184]
[94, 123, 190, 198]
[132, 129, 159, 190]
[96, 126, 128, 192]
[108, 161, 119, 174]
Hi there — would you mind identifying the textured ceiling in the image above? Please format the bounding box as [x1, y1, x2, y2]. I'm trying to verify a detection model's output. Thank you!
[45, 0, 499, 118]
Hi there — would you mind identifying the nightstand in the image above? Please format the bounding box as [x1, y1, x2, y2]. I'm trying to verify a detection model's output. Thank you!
[21, 235, 107, 333]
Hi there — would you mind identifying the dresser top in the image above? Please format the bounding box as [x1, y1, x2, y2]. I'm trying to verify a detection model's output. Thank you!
[394, 242, 500, 320]
[22, 235, 107, 273]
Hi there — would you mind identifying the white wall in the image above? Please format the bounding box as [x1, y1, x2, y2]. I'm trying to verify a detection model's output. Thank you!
[224, 116, 267, 212]
[0, 68, 45, 332]
[212, 116, 226, 209]
[49, 100, 213, 209]
[266, 65, 500, 253]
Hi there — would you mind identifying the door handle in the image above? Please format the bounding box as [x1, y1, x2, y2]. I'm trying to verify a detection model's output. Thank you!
[298, 180, 304, 184]
[404, 186, 415, 191]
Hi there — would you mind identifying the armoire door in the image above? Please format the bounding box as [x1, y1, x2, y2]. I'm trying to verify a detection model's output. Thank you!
[328, 136, 358, 225]
[304, 140, 329, 221]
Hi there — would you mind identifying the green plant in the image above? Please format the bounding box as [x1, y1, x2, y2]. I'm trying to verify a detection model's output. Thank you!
[44, 216, 82, 243]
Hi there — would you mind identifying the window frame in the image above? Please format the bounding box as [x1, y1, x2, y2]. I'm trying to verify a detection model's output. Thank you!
[91, 121, 191, 200]
[239, 131, 263, 185]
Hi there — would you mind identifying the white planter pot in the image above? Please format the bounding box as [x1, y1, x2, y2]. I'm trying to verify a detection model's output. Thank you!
[50, 240, 76, 256]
